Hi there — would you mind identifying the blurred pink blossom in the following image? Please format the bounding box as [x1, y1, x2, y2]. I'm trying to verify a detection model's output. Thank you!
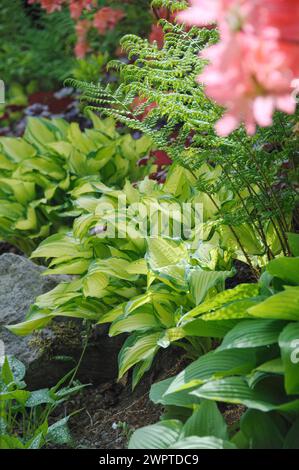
[177, 0, 254, 30]
[177, 0, 299, 135]
[28, 0, 65, 13]
[93, 7, 125, 35]
[200, 33, 296, 135]
[74, 19, 91, 58]
[30, 1, 126, 58]
[69, 0, 94, 20]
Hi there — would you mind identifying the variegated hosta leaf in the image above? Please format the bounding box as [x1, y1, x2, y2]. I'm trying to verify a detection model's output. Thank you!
[109, 310, 160, 336]
[43, 258, 90, 275]
[34, 279, 83, 309]
[128, 420, 183, 449]
[248, 287, 299, 321]
[118, 332, 162, 379]
[180, 283, 261, 323]
[147, 237, 189, 270]
[89, 258, 138, 281]
[189, 268, 232, 305]
[0, 114, 153, 254]
[200, 298, 260, 321]
[128, 416, 235, 449]
[83, 271, 109, 298]
[31, 232, 92, 259]
[157, 327, 186, 348]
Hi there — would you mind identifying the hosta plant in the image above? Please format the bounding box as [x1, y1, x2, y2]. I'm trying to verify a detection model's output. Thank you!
[70, 15, 298, 265]
[0, 356, 85, 449]
[129, 234, 299, 449]
[0, 113, 152, 254]
[8, 166, 235, 388]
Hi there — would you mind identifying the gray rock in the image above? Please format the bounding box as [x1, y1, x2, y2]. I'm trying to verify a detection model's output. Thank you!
[0, 253, 124, 389]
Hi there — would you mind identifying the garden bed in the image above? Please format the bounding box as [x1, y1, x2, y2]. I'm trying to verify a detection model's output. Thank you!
[1, 0, 299, 453]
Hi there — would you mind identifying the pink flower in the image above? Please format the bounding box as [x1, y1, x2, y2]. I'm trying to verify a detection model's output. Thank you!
[75, 40, 90, 58]
[69, 0, 94, 20]
[75, 19, 91, 38]
[178, 0, 299, 135]
[93, 7, 125, 35]
[30, 0, 95, 18]
[74, 19, 91, 58]
[177, 0, 254, 29]
[177, 0, 219, 26]
[28, 0, 65, 13]
[200, 32, 296, 135]
[256, 1, 299, 42]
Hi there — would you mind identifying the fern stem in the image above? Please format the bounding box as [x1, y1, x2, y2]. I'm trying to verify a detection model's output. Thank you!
[220, 163, 274, 261]
[192, 169, 259, 277]
[226, 158, 288, 256]
[235, 134, 291, 254]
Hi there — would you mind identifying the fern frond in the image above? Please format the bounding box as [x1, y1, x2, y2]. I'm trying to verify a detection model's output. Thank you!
[69, 20, 298, 258]
[151, 0, 188, 12]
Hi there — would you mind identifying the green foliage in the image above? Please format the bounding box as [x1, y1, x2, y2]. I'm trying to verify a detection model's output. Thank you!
[69, 20, 298, 263]
[0, 0, 154, 90]
[71, 54, 109, 84]
[151, 0, 188, 11]
[86, 0, 153, 58]
[68, 22, 220, 160]
[2, 1, 298, 450]
[0, 0, 76, 89]
[128, 410, 235, 449]
[0, 113, 152, 254]
[8, 158, 293, 387]
[0, 356, 85, 449]
[130, 243, 299, 449]
[8, 167, 235, 387]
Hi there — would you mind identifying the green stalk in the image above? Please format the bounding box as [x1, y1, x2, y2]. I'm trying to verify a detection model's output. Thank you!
[220, 163, 274, 261]
[234, 135, 291, 254]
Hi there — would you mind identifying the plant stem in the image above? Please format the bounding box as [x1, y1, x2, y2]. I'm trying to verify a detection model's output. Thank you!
[220, 163, 274, 261]
[235, 134, 291, 254]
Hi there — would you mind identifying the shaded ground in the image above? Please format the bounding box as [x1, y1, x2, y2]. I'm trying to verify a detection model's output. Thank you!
[51, 355, 187, 449]
[0, 242, 22, 256]
[52, 355, 245, 449]
[226, 260, 257, 289]
[66, 383, 162, 449]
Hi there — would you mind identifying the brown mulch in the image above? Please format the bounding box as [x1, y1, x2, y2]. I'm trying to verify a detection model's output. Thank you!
[63, 383, 162, 449]
[51, 353, 187, 449]
[52, 351, 245, 449]
[223, 405, 246, 427]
